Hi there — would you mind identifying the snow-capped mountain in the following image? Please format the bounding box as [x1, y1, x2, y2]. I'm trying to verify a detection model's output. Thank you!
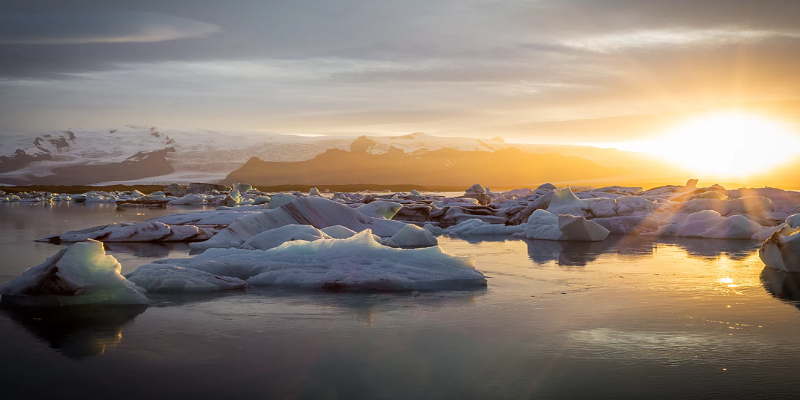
[0, 125, 664, 186]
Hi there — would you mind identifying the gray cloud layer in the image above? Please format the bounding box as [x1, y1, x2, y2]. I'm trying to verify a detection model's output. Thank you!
[0, 11, 219, 44]
[1, 0, 799, 140]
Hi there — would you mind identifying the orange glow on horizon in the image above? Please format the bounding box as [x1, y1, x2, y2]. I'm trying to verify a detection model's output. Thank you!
[588, 111, 800, 179]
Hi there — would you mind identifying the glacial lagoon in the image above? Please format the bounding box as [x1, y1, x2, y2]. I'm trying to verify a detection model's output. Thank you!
[2, 202, 800, 399]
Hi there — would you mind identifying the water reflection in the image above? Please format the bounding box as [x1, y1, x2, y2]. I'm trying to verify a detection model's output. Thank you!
[525, 235, 761, 267]
[660, 237, 760, 260]
[761, 267, 800, 309]
[146, 286, 486, 326]
[525, 235, 656, 266]
[0, 304, 147, 358]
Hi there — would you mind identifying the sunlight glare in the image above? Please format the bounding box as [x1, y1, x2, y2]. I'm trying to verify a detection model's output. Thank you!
[610, 112, 800, 178]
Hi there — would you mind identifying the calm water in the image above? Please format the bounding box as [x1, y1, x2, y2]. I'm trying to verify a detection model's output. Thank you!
[2, 202, 800, 399]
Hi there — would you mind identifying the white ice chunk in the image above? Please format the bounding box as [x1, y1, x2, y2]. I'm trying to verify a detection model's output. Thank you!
[653, 210, 767, 239]
[386, 224, 438, 248]
[0, 240, 149, 306]
[615, 196, 655, 215]
[557, 214, 612, 241]
[148, 231, 486, 291]
[547, 188, 617, 218]
[356, 201, 403, 219]
[240, 225, 331, 250]
[440, 219, 525, 236]
[192, 197, 405, 249]
[125, 264, 247, 292]
[44, 221, 212, 242]
[465, 183, 486, 194]
[320, 225, 358, 239]
[702, 215, 765, 239]
[522, 210, 610, 241]
[759, 227, 800, 272]
[786, 214, 800, 229]
[264, 194, 297, 209]
[168, 194, 207, 205]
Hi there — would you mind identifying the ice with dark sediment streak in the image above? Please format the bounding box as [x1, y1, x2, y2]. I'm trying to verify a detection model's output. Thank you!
[191, 197, 406, 250]
[428, 219, 526, 236]
[356, 201, 403, 219]
[37, 221, 214, 243]
[760, 227, 800, 272]
[141, 231, 486, 291]
[0, 240, 149, 306]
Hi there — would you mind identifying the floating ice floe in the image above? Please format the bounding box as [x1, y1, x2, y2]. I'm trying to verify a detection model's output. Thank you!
[521, 210, 610, 241]
[428, 219, 526, 236]
[547, 188, 653, 219]
[191, 197, 405, 250]
[167, 193, 207, 205]
[672, 196, 773, 218]
[139, 231, 486, 291]
[321, 225, 358, 239]
[385, 224, 438, 248]
[149, 210, 262, 226]
[759, 227, 800, 272]
[591, 216, 660, 235]
[0, 240, 149, 306]
[240, 224, 332, 250]
[125, 264, 247, 292]
[38, 221, 213, 243]
[264, 194, 297, 209]
[650, 210, 767, 239]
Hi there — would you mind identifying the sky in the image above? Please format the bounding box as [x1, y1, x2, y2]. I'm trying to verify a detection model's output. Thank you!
[2, 0, 800, 143]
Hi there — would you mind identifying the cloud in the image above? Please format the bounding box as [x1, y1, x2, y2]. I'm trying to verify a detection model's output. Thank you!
[0, 11, 219, 44]
[563, 27, 800, 52]
[2, 0, 800, 137]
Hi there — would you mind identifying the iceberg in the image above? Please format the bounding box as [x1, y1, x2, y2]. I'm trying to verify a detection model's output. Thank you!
[522, 210, 610, 241]
[385, 224, 438, 248]
[142, 231, 486, 291]
[125, 264, 247, 292]
[264, 194, 297, 209]
[592, 216, 659, 235]
[652, 210, 766, 239]
[434, 219, 526, 236]
[547, 188, 617, 218]
[759, 228, 800, 272]
[167, 193, 207, 205]
[191, 197, 405, 250]
[39, 221, 213, 243]
[240, 225, 331, 250]
[0, 240, 149, 306]
[321, 225, 358, 239]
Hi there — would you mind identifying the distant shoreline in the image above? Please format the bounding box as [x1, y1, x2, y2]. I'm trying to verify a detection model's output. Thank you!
[0, 184, 469, 194]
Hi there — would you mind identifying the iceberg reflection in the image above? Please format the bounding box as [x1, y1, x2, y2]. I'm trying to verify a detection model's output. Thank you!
[761, 267, 800, 306]
[0, 304, 146, 358]
[525, 235, 760, 267]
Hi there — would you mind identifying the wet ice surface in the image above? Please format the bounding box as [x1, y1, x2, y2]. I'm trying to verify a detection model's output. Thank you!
[3, 203, 800, 399]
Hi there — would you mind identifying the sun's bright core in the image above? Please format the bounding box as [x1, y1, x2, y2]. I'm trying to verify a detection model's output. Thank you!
[617, 112, 800, 178]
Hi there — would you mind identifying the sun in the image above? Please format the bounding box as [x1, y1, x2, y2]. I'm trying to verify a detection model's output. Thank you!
[628, 112, 800, 178]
